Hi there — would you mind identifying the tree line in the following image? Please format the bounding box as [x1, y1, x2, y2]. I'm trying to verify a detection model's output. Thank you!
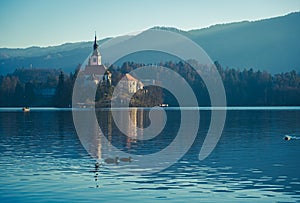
[0, 61, 299, 107]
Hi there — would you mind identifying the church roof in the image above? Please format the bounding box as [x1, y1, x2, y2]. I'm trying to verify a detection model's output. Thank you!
[123, 73, 141, 83]
[84, 65, 107, 75]
[124, 73, 139, 82]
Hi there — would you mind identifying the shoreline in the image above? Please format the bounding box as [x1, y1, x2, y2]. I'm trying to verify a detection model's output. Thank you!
[1, 106, 300, 112]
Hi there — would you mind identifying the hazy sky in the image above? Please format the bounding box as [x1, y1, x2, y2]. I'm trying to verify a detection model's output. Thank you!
[1, 0, 300, 48]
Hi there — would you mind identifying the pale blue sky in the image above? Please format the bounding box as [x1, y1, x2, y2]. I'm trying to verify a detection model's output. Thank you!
[0, 0, 300, 48]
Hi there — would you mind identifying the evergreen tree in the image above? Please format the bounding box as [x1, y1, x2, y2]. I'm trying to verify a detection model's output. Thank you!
[24, 82, 35, 106]
[14, 82, 24, 106]
[54, 71, 66, 107]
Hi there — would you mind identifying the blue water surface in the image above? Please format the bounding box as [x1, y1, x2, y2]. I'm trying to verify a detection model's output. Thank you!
[0, 107, 300, 202]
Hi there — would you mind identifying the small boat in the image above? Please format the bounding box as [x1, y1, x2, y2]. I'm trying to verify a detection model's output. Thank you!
[159, 104, 169, 107]
[284, 135, 291, 141]
[22, 107, 30, 112]
[283, 135, 300, 141]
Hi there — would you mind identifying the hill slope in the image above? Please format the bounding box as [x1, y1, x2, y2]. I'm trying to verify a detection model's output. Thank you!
[0, 12, 299, 74]
[0, 39, 110, 74]
[188, 12, 300, 73]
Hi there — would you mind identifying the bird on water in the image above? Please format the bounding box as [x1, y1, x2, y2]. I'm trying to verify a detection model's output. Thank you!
[104, 157, 119, 164]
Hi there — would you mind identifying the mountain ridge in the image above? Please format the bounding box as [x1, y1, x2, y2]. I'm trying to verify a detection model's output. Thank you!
[187, 12, 300, 73]
[1, 12, 299, 74]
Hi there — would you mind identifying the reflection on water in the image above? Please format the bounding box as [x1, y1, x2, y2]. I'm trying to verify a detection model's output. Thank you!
[0, 108, 300, 202]
[98, 108, 148, 150]
[78, 108, 149, 160]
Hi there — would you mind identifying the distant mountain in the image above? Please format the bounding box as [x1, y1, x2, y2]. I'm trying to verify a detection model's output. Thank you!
[187, 12, 300, 73]
[0, 39, 111, 74]
[0, 12, 299, 74]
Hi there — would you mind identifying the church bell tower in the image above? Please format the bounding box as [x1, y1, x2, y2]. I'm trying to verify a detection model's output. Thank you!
[89, 33, 102, 65]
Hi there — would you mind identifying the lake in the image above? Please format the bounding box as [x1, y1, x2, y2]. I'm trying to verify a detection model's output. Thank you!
[0, 107, 300, 202]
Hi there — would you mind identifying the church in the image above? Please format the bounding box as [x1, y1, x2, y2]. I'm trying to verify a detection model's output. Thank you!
[83, 34, 143, 94]
[83, 34, 111, 86]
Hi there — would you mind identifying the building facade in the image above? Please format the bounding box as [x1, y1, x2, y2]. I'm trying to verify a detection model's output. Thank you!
[83, 34, 107, 85]
[120, 73, 144, 93]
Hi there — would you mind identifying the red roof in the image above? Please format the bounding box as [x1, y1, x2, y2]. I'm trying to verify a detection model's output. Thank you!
[124, 73, 139, 81]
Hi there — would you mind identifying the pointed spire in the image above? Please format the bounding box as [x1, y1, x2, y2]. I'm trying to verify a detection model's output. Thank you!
[93, 31, 98, 50]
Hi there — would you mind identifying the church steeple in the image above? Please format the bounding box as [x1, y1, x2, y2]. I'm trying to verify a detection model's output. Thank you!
[89, 32, 102, 66]
[93, 32, 98, 51]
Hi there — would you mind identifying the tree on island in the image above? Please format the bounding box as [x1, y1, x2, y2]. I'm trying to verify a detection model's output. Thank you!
[0, 61, 300, 107]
